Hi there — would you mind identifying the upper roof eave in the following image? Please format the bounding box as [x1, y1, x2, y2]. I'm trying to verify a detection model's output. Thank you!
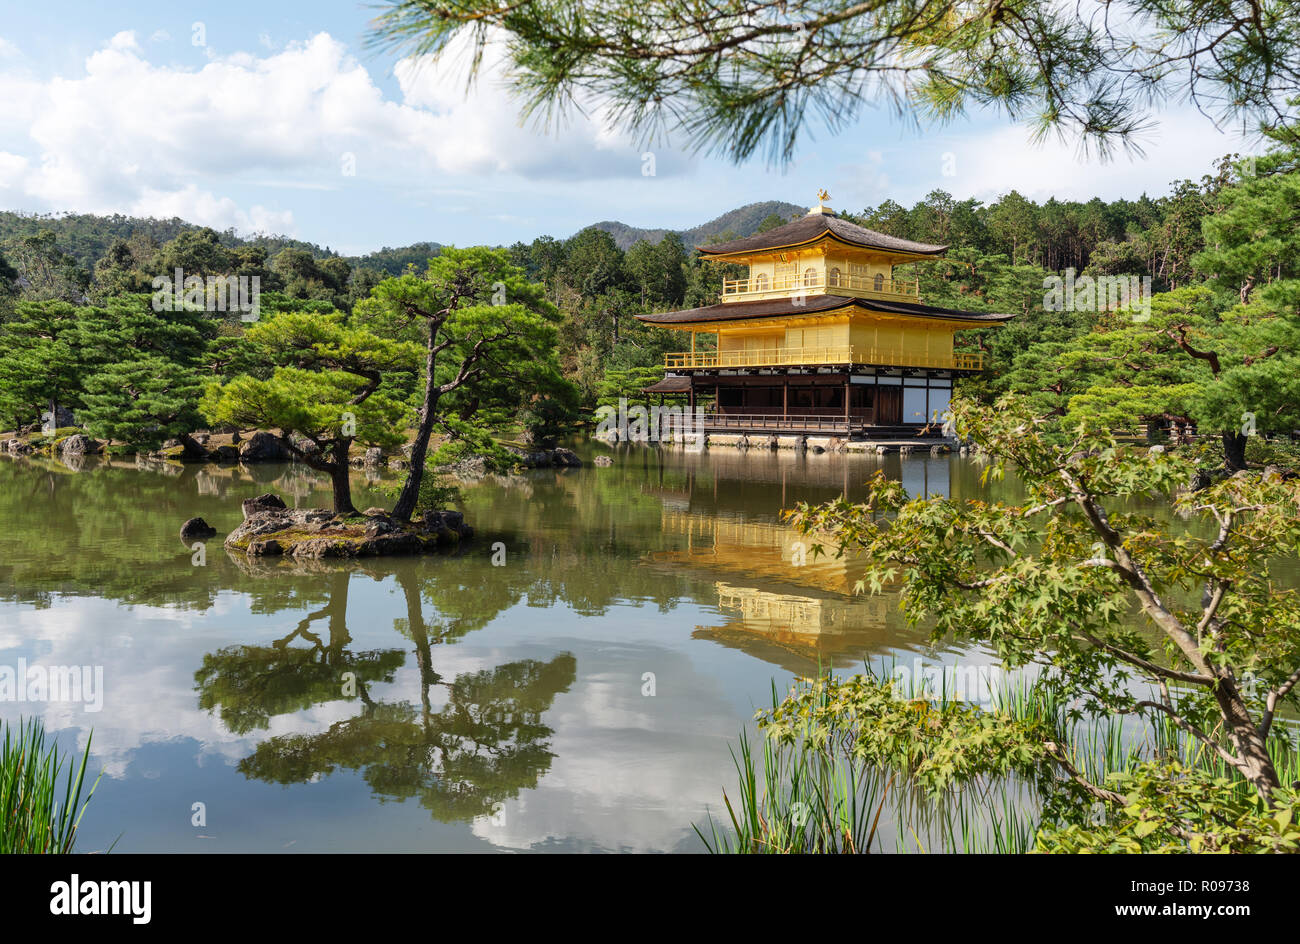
[696, 213, 948, 258]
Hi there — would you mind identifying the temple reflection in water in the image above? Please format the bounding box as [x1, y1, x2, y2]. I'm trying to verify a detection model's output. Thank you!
[648, 509, 928, 671]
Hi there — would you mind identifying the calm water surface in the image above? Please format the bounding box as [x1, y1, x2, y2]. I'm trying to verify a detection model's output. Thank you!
[0, 443, 1070, 852]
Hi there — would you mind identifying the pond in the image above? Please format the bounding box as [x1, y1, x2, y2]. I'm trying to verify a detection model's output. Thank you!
[0, 441, 1218, 852]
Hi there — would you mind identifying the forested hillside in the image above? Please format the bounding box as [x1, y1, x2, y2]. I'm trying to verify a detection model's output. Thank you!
[0, 211, 333, 271]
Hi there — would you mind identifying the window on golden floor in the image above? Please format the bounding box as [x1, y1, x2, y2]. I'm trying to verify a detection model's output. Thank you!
[804, 267, 817, 287]
[828, 267, 841, 287]
[873, 272, 885, 292]
[754, 273, 769, 291]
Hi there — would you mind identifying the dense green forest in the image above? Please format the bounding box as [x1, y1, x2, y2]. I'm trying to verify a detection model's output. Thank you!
[1, 132, 1296, 475]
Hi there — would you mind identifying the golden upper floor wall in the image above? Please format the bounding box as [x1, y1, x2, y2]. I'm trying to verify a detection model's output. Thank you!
[709, 308, 959, 369]
[725, 253, 918, 303]
[700, 193, 944, 304]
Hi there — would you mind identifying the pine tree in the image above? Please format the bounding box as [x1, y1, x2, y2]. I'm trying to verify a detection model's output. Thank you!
[201, 311, 421, 515]
[352, 247, 565, 521]
[0, 300, 86, 431]
[70, 294, 216, 451]
[80, 357, 206, 452]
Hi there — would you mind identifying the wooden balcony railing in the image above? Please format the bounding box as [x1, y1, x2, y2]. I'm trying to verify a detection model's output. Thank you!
[721, 273, 919, 301]
[693, 412, 868, 432]
[664, 346, 984, 371]
[665, 345, 854, 369]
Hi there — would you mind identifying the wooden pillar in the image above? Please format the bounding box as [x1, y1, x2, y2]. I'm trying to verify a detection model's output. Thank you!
[844, 379, 851, 431]
[782, 380, 788, 419]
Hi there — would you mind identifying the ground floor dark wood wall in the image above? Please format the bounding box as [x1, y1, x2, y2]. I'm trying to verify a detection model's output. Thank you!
[681, 371, 952, 426]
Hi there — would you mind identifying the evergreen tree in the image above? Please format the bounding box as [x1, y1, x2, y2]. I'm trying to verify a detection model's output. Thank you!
[202, 312, 421, 514]
[0, 300, 87, 430]
[353, 247, 567, 521]
[81, 356, 206, 452]
[72, 294, 216, 451]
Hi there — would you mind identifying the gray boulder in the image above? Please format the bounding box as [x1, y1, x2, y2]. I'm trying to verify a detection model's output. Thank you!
[420, 509, 473, 542]
[239, 431, 292, 462]
[247, 538, 285, 556]
[289, 433, 319, 455]
[60, 434, 102, 456]
[226, 506, 332, 549]
[242, 492, 288, 518]
[364, 517, 395, 538]
[180, 517, 218, 541]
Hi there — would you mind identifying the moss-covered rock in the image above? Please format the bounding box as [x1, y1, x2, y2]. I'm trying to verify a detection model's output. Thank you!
[224, 493, 471, 558]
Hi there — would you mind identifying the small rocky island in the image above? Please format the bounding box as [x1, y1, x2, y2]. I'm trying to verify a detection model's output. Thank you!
[220, 494, 473, 559]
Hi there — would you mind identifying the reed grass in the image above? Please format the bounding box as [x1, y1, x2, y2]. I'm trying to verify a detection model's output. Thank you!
[696, 681, 895, 853]
[0, 718, 99, 854]
[700, 662, 1300, 854]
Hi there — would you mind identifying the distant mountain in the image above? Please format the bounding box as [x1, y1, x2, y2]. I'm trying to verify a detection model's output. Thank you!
[590, 200, 807, 250]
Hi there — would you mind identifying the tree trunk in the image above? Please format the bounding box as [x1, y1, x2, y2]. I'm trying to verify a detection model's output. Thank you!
[392, 334, 440, 522]
[330, 455, 356, 516]
[305, 437, 356, 515]
[1222, 429, 1248, 471]
[1213, 678, 1282, 801]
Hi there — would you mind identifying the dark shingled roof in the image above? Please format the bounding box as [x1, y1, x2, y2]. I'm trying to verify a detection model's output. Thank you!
[636, 295, 1015, 326]
[698, 212, 947, 257]
[641, 375, 692, 393]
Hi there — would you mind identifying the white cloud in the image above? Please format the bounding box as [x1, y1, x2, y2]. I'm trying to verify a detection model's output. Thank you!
[0, 30, 685, 237]
[815, 108, 1255, 220]
[395, 31, 689, 180]
[129, 184, 294, 236]
[0, 152, 28, 188]
[107, 30, 141, 53]
[148, 30, 171, 44]
[0, 36, 19, 59]
[931, 114, 1253, 203]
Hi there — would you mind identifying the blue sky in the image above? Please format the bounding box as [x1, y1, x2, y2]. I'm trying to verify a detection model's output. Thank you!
[0, 1, 1257, 255]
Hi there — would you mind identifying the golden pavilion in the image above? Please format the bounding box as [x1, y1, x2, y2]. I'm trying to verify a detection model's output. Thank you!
[635, 192, 1014, 436]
